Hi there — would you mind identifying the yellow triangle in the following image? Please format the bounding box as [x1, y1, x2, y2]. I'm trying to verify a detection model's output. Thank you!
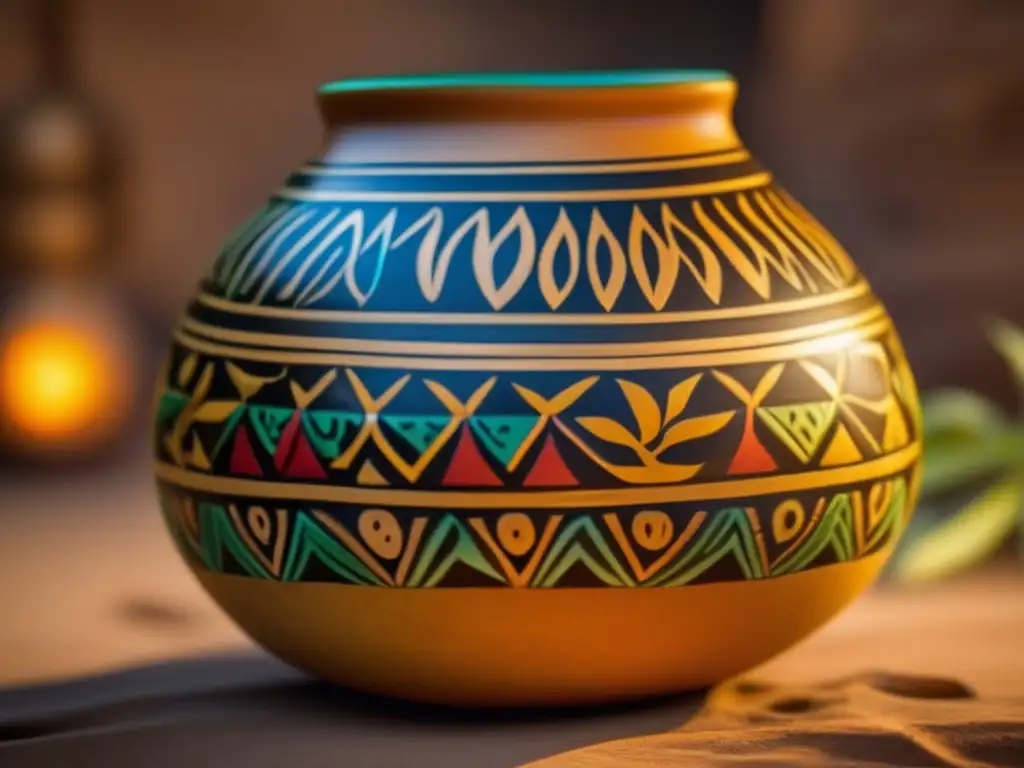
[821, 423, 863, 466]
[883, 403, 911, 451]
[188, 431, 212, 470]
[356, 459, 389, 486]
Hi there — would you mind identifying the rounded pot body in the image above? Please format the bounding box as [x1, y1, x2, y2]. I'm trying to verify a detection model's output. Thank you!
[153, 71, 922, 707]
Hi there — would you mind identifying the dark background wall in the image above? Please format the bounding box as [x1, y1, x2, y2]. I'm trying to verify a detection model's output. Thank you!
[2, 0, 1022, 408]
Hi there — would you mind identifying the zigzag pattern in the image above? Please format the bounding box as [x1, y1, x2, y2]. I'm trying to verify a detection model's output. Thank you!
[159, 470, 912, 589]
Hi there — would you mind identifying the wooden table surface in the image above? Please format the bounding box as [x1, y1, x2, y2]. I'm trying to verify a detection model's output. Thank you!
[1, 453, 1022, 766]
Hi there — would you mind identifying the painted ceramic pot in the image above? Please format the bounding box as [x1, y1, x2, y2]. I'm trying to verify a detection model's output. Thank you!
[153, 71, 922, 707]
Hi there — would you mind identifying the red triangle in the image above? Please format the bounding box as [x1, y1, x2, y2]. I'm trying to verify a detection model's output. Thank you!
[282, 432, 328, 479]
[728, 415, 778, 475]
[442, 424, 502, 487]
[274, 411, 303, 473]
[229, 425, 263, 477]
[274, 411, 327, 480]
[524, 434, 579, 487]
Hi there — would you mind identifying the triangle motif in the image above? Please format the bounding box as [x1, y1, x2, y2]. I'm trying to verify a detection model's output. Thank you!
[531, 516, 635, 587]
[883, 403, 911, 451]
[406, 515, 505, 587]
[228, 425, 263, 476]
[303, 410, 363, 459]
[356, 459, 389, 486]
[729, 416, 778, 475]
[469, 415, 540, 467]
[380, 415, 451, 455]
[282, 433, 328, 480]
[248, 405, 294, 456]
[757, 402, 837, 462]
[442, 424, 503, 487]
[523, 434, 579, 487]
[821, 422, 864, 466]
[187, 431, 212, 470]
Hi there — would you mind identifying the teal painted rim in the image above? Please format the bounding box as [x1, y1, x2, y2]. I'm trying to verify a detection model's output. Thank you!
[318, 70, 733, 95]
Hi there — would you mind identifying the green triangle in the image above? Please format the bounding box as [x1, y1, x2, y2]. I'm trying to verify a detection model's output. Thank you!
[282, 512, 382, 585]
[773, 493, 855, 576]
[248, 405, 295, 455]
[756, 401, 837, 463]
[380, 414, 451, 455]
[469, 415, 539, 466]
[532, 516, 635, 588]
[156, 390, 190, 424]
[649, 508, 764, 587]
[406, 515, 505, 587]
[198, 502, 272, 579]
[302, 411, 363, 459]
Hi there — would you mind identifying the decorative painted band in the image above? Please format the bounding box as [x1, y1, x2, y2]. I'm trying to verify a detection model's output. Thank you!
[157, 466, 916, 588]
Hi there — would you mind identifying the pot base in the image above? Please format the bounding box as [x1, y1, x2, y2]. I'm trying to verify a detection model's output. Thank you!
[195, 550, 888, 708]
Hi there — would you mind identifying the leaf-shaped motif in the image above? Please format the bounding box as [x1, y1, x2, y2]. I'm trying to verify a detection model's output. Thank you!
[753, 363, 786, 405]
[576, 417, 641, 449]
[473, 206, 537, 311]
[655, 411, 735, 454]
[628, 205, 680, 311]
[192, 362, 215, 404]
[512, 384, 550, 415]
[402, 207, 447, 302]
[586, 210, 627, 312]
[192, 400, 242, 424]
[549, 376, 600, 413]
[662, 204, 723, 305]
[711, 369, 751, 406]
[664, 374, 702, 426]
[895, 477, 1022, 584]
[616, 379, 661, 445]
[694, 198, 770, 299]
[537, 207, 580, 310]
[226, 361, 284, 401]
[425, 380, 466, 417]
[177, 353, 197, 388]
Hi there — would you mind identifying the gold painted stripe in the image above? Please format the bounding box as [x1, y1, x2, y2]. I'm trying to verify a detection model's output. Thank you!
[275, 172, 772, 203]
[297, 150, 752, 177]
[195, 280, 870, 326]
[172, 317, 891, 372]
[179, 304, 885, 359]
[154, 443, 920, 510]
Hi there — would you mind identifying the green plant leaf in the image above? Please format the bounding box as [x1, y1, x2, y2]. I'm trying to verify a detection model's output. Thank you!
[894, 476, 1022, 584]
[921, 428, 1024, 496]
[986, 318, 1024, 398]
[922, 388, 1007, 441]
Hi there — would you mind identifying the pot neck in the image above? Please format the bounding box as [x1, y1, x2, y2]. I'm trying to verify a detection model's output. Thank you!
[315, 70, 742, 164]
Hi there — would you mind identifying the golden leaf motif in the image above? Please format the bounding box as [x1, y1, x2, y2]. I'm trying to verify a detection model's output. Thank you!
[549, 376, 599, 412]
[512, 384, 549, 415]
[177, 353, 197, 388]
[192, 400, 242, 423]
[586, 210, 627, 312]
[537, 207, 580, 310]
[407, 207, 448, 303]
[225, 362, 287, 401]
[472, 206, 537, 310]
[664, 374, 703, 426]
[694, 198, 771, 300]
[576, 417, 641, 449]
[655, 411, 735, 454]
[425, 380, 466, 417]
[628, 205, 681, 310]
[616, 379, 661, 445]
[662, 204, 723, 305]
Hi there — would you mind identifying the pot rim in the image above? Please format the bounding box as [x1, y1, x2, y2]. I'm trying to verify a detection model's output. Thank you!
[317, 69, 734, 95]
